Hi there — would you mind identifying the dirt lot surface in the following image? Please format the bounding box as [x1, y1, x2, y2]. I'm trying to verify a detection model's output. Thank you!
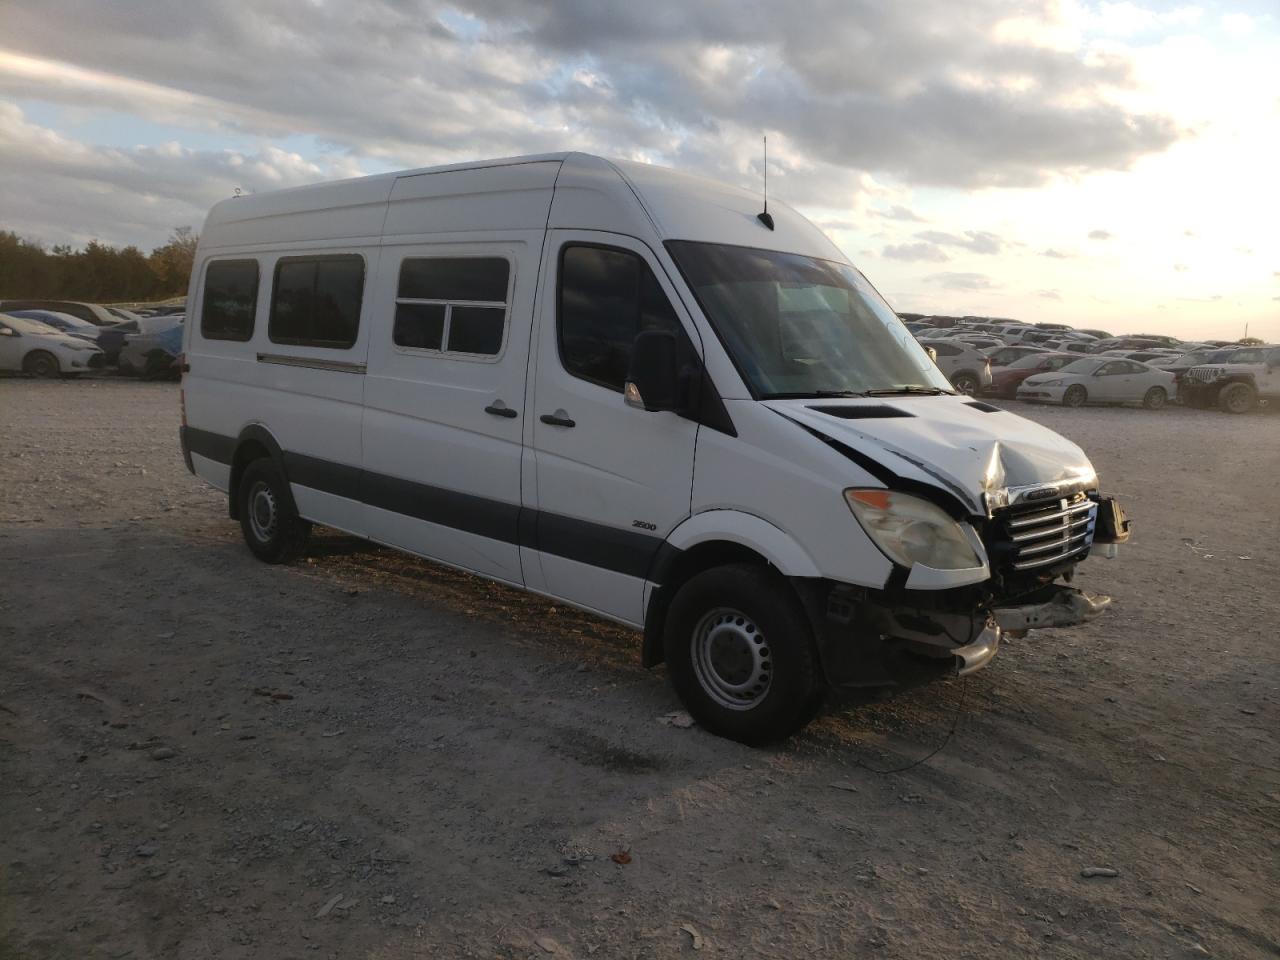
[1, 378, 1278, 960]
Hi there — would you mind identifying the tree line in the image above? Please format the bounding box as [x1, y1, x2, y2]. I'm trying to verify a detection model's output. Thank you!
[0, 227, 198, 303]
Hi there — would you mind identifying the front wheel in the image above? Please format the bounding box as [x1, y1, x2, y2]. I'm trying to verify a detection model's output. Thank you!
[951, 372, 979, 396]
[23, 351, 60, 378]
[1219, 382, 1256, 414]
[237, 459, 312, 563]
[1142, 386, 1167, 410]
[1062, 384, 1087, 408]
[664, 564, 823, 745]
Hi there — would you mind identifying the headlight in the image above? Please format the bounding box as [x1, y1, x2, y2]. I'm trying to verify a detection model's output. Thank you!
[844, 489, 981, 570]
[1039, 378, 1064, 386]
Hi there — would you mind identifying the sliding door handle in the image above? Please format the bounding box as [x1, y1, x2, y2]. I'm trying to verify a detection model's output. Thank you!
[484, 402, 518, 418]
[539, 411, 576, 428]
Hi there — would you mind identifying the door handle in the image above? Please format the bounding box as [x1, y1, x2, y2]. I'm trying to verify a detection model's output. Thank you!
[539, 411, 576, 428]
[484, 402, 518, 419]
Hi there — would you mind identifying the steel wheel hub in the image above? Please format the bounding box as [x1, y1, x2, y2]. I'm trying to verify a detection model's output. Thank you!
[691, 608, 772, 711]
[248, 481, 278, 542]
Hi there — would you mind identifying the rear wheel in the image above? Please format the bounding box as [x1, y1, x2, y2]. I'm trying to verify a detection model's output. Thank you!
[23, 351, 59, 379]
[237, 459, 312, 563]
[1219, 382, 1256, 414]
[951, 372, 979, 396]
[664, 564, 823, 745]
[1062, 384, 1087, 408]
[1142, 386, 1167, 410]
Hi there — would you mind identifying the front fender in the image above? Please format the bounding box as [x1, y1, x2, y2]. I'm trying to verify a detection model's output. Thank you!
[663, 510, 822, 578]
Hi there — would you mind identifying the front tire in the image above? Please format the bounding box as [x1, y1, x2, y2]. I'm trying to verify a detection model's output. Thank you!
[1219, 382, 1256, 414]
[23, 351, 60, 379]
[951, 372, 979, 396]
[1062, 384, 1087, 408]
[237, 459, 312, 563]
[664, 564, 823, 745]
[1142, 386, 1167, 410]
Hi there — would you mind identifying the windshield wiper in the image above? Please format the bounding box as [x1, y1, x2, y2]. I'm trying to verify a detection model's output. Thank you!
[862, 385, 954, 397]
[760, 389, 868, 400]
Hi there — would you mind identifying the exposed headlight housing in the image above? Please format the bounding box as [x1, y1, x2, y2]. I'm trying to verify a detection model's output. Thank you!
[1039, 378, 1064, 386]
[844, 489, 982, 570]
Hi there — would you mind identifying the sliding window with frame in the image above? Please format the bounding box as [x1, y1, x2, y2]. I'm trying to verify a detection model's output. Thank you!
[392, 256, 511, 360]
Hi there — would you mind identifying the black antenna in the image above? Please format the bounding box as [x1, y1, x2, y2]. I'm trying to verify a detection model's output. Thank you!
[757, 135, 775, 230]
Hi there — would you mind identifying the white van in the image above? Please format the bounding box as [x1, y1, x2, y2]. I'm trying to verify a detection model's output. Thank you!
[180, 153, 1129, 743]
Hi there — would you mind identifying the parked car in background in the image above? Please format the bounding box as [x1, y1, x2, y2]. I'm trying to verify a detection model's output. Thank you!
[985, 344, 1049, 367]
[104, 307, 143, 323]
[919, 340, 993, 394]
[0, 313, 105, 377]
[117, 318, 184, 379]
[953, 335, 1004, 351]
[1156, 348, 1238, 392]
[1018, 357, 1175, 409]
[1179, 345, 1280, 413]
[1042, 339, 1095, 354]
[1076, 329, 1113, 340]
[985, 352, 1078, 399]
[3, 309, 101, 343]
[0, 299, 120, 326]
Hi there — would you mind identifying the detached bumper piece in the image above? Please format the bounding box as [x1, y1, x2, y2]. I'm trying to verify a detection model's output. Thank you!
[993, 585, 1112, 635]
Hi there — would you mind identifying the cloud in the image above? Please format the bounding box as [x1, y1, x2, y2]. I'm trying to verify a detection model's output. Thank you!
[1174, 263, 1190, 272]
[1088, 229, 1114, 240]
[872, 204, 926, 222]
[1037, 289, 1063, 300]
[1041, 247, 1073, 258]
[0, 103, 358, 247]
[0, 0, 1184, 205]
[916, 229, 1005, 255]
[925, 271, 995, 291]
[882, 241, 949, 262]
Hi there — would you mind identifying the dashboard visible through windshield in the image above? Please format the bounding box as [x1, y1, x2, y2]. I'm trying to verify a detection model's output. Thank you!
[666, 240, 950, 399]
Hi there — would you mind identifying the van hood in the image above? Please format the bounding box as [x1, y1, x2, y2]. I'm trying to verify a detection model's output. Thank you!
[764, 395, 1096, 516]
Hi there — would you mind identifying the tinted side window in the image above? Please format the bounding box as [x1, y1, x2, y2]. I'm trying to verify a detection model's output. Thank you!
[932, 343, 960, 356]
[201, 259, 259, 342]
[393, 257, 510, 357]
[558, 245, 682, 391]
[268, 255, 364, 348]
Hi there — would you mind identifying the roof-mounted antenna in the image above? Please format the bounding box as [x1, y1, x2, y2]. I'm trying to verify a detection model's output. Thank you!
[757, 135, 775, 230]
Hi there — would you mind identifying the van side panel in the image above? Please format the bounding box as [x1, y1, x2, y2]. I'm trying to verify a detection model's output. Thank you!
[184, 242, 383, 537]
[383, 162, 561, 237]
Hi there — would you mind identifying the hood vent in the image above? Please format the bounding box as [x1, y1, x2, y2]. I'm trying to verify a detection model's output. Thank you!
[810, 404, 915, 420]
[964, 400, 1001, 413]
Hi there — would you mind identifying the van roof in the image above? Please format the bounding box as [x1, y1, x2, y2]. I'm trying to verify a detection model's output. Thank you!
[199, 152, 846, 261]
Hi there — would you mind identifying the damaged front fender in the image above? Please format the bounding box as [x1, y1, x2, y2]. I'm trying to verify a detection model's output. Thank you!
[993, 585, 1112, 635]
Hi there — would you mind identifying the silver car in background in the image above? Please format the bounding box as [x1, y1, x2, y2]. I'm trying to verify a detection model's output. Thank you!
[1018, 357, 1176, 409]
[919, 340, 993, 395]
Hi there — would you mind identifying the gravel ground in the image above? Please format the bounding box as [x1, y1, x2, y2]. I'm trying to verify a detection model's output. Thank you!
[1, 378, 1278, 960]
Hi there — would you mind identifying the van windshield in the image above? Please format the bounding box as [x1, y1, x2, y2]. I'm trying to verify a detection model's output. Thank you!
[666, 241, 951, 398]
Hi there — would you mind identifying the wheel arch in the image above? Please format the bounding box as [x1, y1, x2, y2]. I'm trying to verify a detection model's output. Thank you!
[228, 425, 291, 520]
[640, 511, 821, 668]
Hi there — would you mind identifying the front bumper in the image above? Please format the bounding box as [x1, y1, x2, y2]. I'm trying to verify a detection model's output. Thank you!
[1017, 384, 1066, 403]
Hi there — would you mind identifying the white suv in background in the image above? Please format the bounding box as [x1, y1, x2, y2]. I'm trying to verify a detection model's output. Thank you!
[919, 340, 993, 395]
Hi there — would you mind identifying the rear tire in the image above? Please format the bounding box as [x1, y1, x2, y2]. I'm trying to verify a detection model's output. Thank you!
[951, 372, 979, 396]
[1142, 386, 1167, 410]
[1062, 385, 1087, 408]
[237, 459, 312, 563]
[23, 351, 59, 379]
[1219, 382, 1256, 414]
[664, 564, 823, 745]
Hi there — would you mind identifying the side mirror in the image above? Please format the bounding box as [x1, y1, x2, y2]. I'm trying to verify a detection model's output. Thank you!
[625, 329, 682, 412]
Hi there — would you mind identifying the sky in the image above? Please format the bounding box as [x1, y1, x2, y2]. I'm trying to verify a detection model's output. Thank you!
[1, 0, 1277, 341]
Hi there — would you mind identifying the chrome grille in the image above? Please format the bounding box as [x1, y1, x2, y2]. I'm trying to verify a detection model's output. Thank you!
[988, 492, 1097, 573]
[1183, 366, 1222, 383]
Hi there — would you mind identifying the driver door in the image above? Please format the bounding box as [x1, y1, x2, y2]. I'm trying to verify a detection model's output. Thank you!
[524, 232, 701, 625]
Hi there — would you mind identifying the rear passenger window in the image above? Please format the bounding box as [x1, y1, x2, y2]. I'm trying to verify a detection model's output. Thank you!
[201, 260, 259, 342]
[558, 245, 683, 391]
[268, 255, 364, 349]
[393, 257, 510, 357]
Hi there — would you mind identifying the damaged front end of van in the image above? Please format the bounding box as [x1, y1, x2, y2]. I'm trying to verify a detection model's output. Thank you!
[780, 419, 1131, 689]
